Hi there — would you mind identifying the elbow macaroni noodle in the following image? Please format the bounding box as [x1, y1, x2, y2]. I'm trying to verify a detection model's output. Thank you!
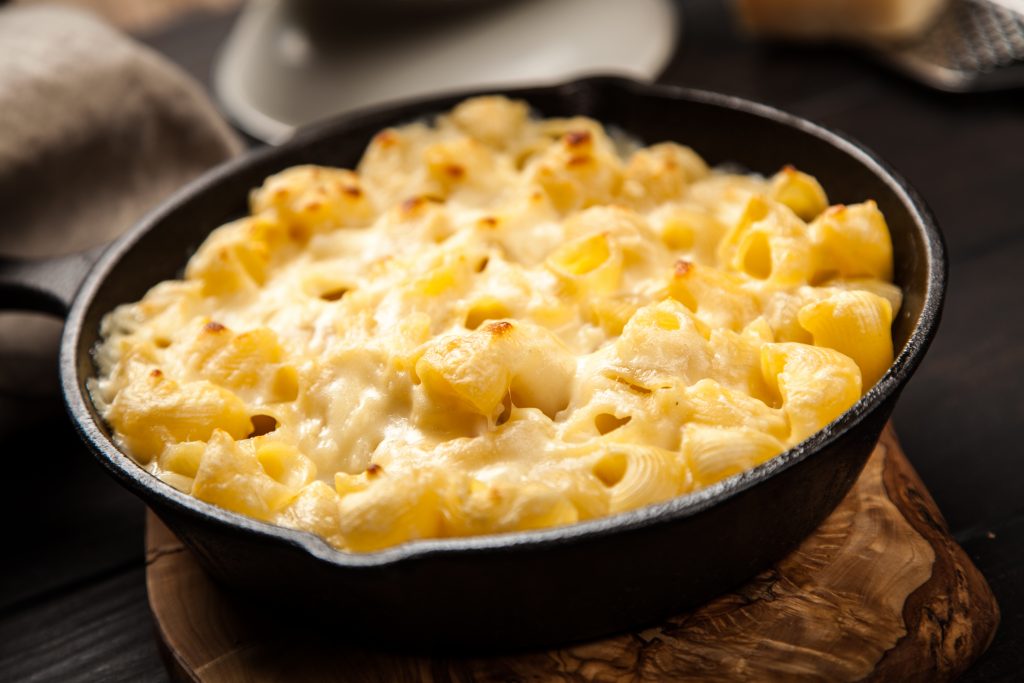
[92, 96, 900, 552]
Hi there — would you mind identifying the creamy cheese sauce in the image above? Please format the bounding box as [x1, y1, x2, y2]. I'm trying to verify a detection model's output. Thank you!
[92, 96, 899, 551]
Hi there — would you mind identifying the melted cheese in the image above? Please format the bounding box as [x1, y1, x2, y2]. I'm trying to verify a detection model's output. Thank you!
[92, 96, 899, 552]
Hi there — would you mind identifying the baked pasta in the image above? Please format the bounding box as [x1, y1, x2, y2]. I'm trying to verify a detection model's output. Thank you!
[92, 96, 899, 552]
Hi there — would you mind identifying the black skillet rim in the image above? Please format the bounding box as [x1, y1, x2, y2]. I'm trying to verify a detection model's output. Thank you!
[59, 75, 947, 568]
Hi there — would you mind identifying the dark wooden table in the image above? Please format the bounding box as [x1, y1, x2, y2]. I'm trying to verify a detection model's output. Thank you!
[1, 1, 1021, 680]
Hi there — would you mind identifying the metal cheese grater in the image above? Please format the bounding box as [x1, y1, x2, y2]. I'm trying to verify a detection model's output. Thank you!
[878, 0, 1024, 91]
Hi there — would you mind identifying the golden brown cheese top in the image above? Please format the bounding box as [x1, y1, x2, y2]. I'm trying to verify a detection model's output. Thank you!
[92, 96, 899, 551]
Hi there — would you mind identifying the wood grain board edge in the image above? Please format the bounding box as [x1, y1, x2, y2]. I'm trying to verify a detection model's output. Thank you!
[869, 426, 1001, 682]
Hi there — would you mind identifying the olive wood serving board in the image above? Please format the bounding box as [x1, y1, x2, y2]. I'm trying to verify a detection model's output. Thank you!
[146, 425, 999, 682]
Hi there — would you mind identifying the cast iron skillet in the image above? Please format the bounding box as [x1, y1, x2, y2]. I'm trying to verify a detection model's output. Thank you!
[0, 76, 946, 650]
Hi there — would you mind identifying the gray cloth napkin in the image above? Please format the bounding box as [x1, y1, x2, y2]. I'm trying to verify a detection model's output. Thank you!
[0, 5, 241, 429]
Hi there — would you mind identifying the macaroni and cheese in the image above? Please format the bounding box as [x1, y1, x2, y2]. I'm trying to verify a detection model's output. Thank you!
[92, 96, 899, 551]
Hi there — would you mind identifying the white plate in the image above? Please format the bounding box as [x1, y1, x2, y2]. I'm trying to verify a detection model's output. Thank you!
[214, 0, 679, 143]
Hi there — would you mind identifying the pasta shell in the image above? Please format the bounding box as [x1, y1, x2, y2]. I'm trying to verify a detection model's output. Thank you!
[592, 445, 688, 514]
[798, 290, 894, 387]
[761, 342, 862, 442]
[683, 424, 784, 487]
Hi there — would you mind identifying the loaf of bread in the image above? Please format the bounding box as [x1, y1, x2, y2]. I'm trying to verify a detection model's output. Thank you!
[736, 0, 949, 43]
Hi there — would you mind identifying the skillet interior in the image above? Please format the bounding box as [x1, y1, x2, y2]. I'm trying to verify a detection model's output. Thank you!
[61, 77, 945, 649]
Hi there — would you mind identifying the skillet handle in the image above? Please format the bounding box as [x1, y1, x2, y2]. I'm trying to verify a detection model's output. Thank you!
[0, 244, 108, 318]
